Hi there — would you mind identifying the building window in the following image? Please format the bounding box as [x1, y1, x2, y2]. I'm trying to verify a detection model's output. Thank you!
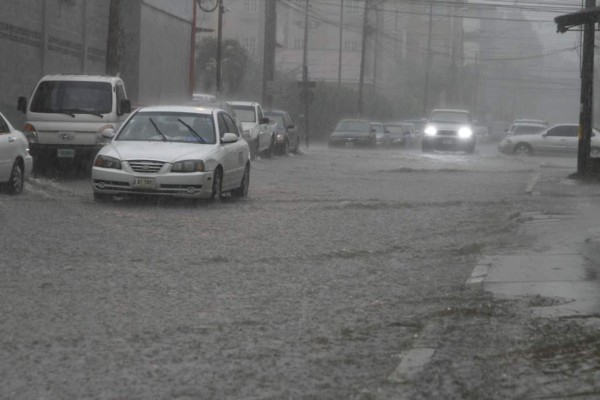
[244, 0, 258, 13]
[242, 37, 257, 57]
[346, 0, 361, 15]
[293, 38, 304, 49]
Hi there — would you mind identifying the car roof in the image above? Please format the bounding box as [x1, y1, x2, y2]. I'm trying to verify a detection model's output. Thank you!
[229, 101, 258, 106]
[430, 109, 470, 114]
[264, 109, 287, 114]
[40, 74, 122, 83]
[513, 122, 547, 127]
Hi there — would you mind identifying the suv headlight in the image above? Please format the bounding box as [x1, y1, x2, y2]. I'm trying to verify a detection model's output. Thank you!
[424, 125, 437, 136]
[23, 123, 38, 143]
[458, 127, 473, 138]
[94, 155, 122, 170]
[171, 160, 205, 173]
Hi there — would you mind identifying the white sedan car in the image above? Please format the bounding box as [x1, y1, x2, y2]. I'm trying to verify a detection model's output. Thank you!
[498, 124, 600, 156]
[92, 106, 250, 201]
[0, 112, 33, 194]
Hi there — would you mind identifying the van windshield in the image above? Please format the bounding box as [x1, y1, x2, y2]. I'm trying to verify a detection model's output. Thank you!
[30, 81, 113, 115]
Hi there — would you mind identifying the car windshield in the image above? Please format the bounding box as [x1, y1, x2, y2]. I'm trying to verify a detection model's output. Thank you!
[265, 113, 285, 129]
[116, 111, 216, 144]
[30, 80, 112, 115]
[336, 120, 369, 131]
[231, 105, 255, 122]
[429, 111, 470, 124]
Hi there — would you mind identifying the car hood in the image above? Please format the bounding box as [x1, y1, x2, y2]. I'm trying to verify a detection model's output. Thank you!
[330, 130, 370, 138]
[101, 140, 219, 162]
[427, 122, 472, 130]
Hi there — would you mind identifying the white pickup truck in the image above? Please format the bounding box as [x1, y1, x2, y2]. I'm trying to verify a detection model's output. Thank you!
[229, 101, 276, 159]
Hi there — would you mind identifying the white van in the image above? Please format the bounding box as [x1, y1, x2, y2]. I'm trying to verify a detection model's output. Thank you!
[17, 75, 131, 169]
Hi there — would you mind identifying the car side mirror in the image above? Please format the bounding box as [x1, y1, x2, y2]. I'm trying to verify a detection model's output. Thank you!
[287, 124, 295, 129]
[17, 96, 27, 113]
[260, 117, 269, 124]
[120, 99, 132, 115]
[221, 132, 238, 144]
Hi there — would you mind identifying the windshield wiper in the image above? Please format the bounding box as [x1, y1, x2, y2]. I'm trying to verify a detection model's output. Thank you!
[149, 118, 168, 141]
[177, 118, 206, 143]
[61, 109, 104, 118]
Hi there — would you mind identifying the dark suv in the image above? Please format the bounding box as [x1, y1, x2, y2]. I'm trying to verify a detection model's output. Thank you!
[422, 109, 476, 153]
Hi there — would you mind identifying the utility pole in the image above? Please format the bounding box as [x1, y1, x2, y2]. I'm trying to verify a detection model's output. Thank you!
[357, 0, 370, 118]
[302, 0, 310, 147]
[189, 0, 197, 97]
[337, 0, 344, 90]
[262, 0, 277, 108]
[372, 4, 379, 87]
[422, 2, 432, 115]
[106, 0, 121, 75]
[578, 0, 596, 176]
[215, 0, 224, 98]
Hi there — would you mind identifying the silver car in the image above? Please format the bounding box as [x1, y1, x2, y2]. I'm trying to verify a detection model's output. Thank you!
[0, 111, 33, 194]
[498, 124, 600, 156]
[92, 106, 250, 202]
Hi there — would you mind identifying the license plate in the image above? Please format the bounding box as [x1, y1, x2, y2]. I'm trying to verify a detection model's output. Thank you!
[442, 139, 454, 145]
[57, 148, 75, 158]
[133, 177, 156, 189]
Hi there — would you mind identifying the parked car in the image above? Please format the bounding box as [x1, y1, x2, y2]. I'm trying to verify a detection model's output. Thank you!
[328, 119, 376, 147]
[510, 118, 548, 130]
[92, 105, 250, 202]
[186, 99, 245, 138]
[505, 122, 547, 136]
[0, 112, 33, 194]
[229, 101, 276, 159]
[371, 122, 388, 145]
[264, 109, 301, 156]
[383, 122, 415, 146]
[422, 109, 476, 153]
[498, 123, 600, 156]
[17, 74, 131, 172]
[403, 118, 427, 136]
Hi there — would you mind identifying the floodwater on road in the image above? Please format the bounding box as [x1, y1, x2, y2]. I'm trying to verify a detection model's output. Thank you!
[1, 141, 599, 399]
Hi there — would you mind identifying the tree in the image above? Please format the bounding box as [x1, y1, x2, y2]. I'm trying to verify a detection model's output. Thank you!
[195, 37, 250, 95]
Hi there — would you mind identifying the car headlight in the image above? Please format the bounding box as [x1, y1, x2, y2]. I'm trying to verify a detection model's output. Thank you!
[94, 155, 122, 170]
[424, 125, 437, 136]
[458, 127, 473, 138]
[171, 160, 205, 173]
[23, 123, 38, 144]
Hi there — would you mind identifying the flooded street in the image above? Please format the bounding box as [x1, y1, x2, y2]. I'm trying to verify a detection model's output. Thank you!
[1, 142, 599, 399]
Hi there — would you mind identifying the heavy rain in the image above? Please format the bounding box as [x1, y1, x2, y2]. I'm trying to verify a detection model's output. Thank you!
[1, 0, 600, 399]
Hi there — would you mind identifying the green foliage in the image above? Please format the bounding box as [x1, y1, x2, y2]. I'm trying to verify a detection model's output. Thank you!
[195, 37, 249, 95]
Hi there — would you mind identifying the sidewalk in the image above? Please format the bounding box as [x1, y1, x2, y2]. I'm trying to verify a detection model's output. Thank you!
[468, 167, 600, 320]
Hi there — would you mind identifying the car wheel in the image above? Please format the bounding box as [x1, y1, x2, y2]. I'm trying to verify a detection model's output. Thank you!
[264, 138, 274, 159]
[514, 143, 532, 156]
[422, 142, 433, 153]
[93, 192, 112, 202]
[232, 163, 250, 198]
[6, 161, 24, 195]
[282, 139, 290, 156]
[291, 137, 300, 154]
[210, 167, 223, 202]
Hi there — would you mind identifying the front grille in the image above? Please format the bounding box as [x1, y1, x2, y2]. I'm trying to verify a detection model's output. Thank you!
[160, 184, 203, 189]
[128, 160, 165, 173]
[438, 130, 457, 136]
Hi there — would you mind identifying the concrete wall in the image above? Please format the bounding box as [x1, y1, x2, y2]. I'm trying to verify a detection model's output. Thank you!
[0, 0, 192, 127]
